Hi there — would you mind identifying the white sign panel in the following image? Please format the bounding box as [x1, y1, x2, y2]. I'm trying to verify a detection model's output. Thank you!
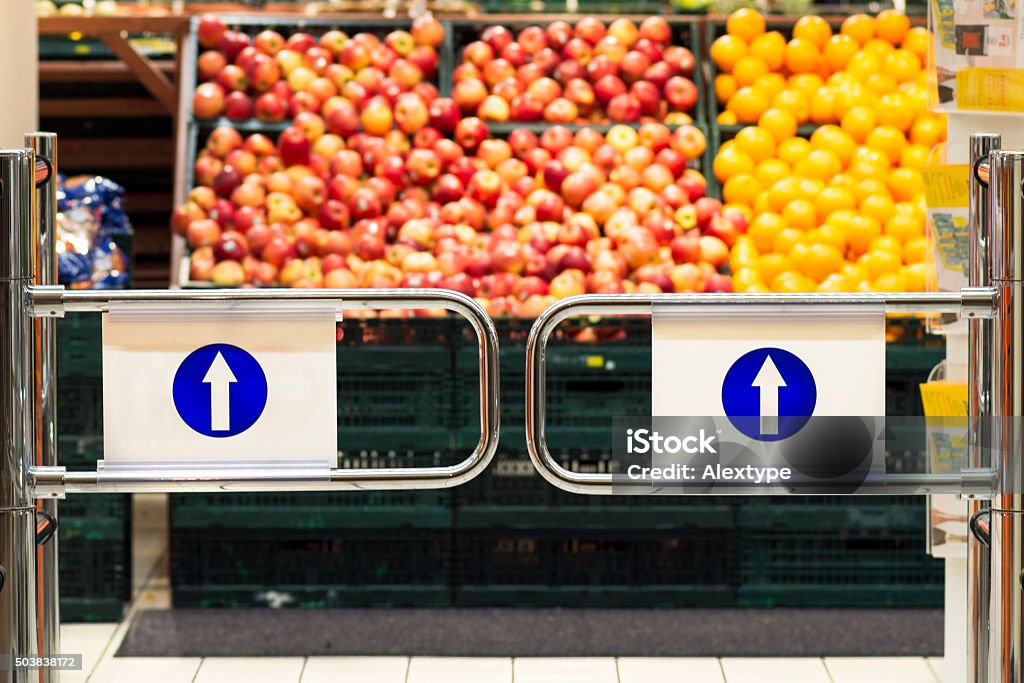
[101, 301, 338, 470]
[652, 307, 885, 420]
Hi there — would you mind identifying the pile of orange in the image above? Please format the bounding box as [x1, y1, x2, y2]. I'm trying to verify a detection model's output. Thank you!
[710, 9, 943, 293]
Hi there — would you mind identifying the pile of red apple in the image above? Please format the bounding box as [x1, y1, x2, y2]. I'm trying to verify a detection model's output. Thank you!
[192, 13, 445, 127]
[453, 17, 699, 124]
[174, 113, 735, 314]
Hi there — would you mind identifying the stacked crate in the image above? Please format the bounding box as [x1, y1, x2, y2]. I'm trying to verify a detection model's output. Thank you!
[56, 315, 132, 622]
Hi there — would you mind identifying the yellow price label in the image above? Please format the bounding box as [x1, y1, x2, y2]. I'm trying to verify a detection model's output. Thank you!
[956, 68, 1024, 112]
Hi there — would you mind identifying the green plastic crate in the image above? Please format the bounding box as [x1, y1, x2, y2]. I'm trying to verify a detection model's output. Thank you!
[58, 517, 131, 623]
[737, 528, 943, 607]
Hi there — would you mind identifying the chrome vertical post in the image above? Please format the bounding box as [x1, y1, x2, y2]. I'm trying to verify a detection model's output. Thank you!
[27, 132, 58, 683]
[969, 133, 999, 683]
[986, 149, 1024, 683]
[0, 149, 40, 682]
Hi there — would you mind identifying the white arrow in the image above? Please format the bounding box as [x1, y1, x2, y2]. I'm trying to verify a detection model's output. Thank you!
[752, 354, 786, 435]
[202, 352, 237, 432]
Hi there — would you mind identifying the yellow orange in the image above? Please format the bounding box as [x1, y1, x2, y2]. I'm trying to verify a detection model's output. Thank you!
[752, 73, 788, 100]
[883, 212, 923, 243]
[809, 87, 838, 124]
[782, 199, 818, 231]
[749, 31, 787, 71]
[723, 173, 763, 206]
[846, 51, 882, 83]
[902, 26, 930, 61]
[860, 247, 902, 278]
[794, 149, 842, 181]
[823, 34, 859, 72]
[711, 35, 748, 72]
[901, 262, 928, 291]
[754, 158, 791, 187]
[845, 214, 883, 254]
[793, 16, 833, 49]
[864, 73, 898, 96]
[910, 115, 947, 149]
[772, 271, 817, 292]
[859, 193, 896, 225]
[793, 242, 844, 281]
[817, 273, 854, 292]
[758, 107, 798, 142]
[712, 150, 753, 187]
[715, 74, 738, 103]
[732, 267, 765, 291]
[889, 167, 923, 201]
[854, 177, 891, 203]
[785, 38, 821, 74]
[811, 125, 857, 166]
[734, 126, 776, 162]
[814, 186, 856, 220]
[776, 137, 812, 166]
[749, 213, 787, 252]
[767, 177, 801, 212]
[733, 55, 769, 87]
[787, 73, 825, 99]
[876, 93, 915, 131]
[883, 49, 922, 83]
[840, 13, 876, 44]
[863, 38, 896, 58]
[728, 86, 771, 124]
[726, 8, 766, 43]
[840, 106, 877, 143]
[814, 223, 849, 252]
[899, 143, 931, 169]
[772, 89, 811, 123]
[876, 9, 910, 45]
[829, 173, 858, 191]
[717, 110, 738, 126]
[865, 125, 907, 164]
[773, 227, 808, 253]
[902, 236, 928, 264]
[756, 252, 792, 282]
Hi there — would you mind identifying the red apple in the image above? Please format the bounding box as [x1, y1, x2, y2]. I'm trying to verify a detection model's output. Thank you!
[639, 17, 672, 44]
[254, 92, 288, 121]
[509, 93, 544, 121]
[224, 91, 254, 120]
[187, 218, 222, 249]
[593, 74, 626, 106]
[539, 126, 574, 154]
[197, 14, 227, 49]
[664, 76, 698, 112]
[412, 15, 446, 48]
[193, 82, 226, 119]
[455, 117, 489, 152]
[630, 81, 661, 116]
[607, 93, 641, 122]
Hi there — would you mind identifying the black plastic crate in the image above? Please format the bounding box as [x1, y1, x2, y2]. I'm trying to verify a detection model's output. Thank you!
[453, 527, 737, 607]
[171, 527, 453, 608]
[737, 528, 944, 607]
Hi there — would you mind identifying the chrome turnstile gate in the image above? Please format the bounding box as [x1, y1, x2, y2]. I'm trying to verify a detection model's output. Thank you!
[525, 141, 1024, 682]
[0, 141, 501, 682]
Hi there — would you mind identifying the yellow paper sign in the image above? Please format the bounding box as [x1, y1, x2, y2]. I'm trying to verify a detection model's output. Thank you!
[956, 68, 1024, 112]
[920, 382, 968, 418]
[922, 165, 969, 210]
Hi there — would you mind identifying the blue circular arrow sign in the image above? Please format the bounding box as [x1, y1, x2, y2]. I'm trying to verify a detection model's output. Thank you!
[722, 347, 816, 441]
[172, 343, 268, 438]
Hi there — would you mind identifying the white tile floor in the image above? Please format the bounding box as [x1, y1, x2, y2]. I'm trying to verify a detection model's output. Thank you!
[60, 623, 945, 683]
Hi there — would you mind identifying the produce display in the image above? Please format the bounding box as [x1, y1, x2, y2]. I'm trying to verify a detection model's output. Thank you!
[191, 14, 446, 125]
[452, 17, 700, 124]
[175, 116, 725, 312]
[709, 9, 941, 293]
